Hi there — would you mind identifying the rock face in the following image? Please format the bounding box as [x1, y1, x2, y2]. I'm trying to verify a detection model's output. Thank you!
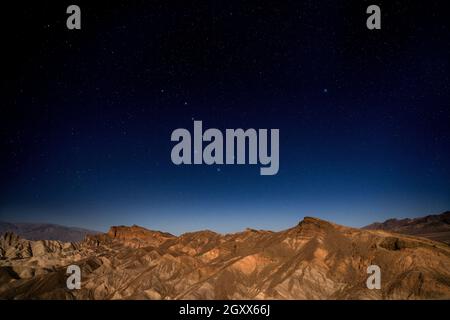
[0, 222, 99, 242]
[105, 225, 175, 248]
[0, 232, 80, 259]
[0, 232, 82, 283]
[0, 232, 32, 259]
[364, 211, 450, 244]
[0, 217, 450, 300]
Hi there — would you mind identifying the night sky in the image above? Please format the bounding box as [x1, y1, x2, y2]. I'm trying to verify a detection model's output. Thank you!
[1, 1, 449, 234]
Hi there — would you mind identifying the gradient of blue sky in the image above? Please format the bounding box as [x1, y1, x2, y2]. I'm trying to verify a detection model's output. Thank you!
[1, 2, 449, 234]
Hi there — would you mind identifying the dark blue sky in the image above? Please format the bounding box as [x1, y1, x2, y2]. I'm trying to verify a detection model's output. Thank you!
[1, 1, 449, 234]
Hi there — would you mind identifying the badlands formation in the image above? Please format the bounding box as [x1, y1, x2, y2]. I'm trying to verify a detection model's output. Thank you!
[0, 217, 449, 299]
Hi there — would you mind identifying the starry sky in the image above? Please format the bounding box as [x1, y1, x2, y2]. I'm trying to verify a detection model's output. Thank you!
[1, 1, 449, 234]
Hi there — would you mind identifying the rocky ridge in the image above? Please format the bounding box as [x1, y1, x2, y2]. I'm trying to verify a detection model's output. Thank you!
[1, 217, 449, 300]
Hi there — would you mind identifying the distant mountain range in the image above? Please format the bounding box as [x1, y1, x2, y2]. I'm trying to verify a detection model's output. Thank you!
[1, 215, 449, 299]
[2, 211, 448, 244]
[363, 211, 450, 244]
[0, 222, 99, 242]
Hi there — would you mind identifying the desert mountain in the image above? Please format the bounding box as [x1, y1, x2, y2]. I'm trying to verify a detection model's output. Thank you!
[1, 217, 449, 300]
[363, 211, 450, 244]
[0, 221, 99, 242]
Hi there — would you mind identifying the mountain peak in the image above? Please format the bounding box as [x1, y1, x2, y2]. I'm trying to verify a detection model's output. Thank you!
[102, 225, 175, 248]
[107, 225, 173, 236]
[298, 216, 333, 228]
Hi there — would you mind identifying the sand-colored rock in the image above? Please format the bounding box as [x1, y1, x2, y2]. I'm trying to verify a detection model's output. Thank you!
[1, 217, 449, 300]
